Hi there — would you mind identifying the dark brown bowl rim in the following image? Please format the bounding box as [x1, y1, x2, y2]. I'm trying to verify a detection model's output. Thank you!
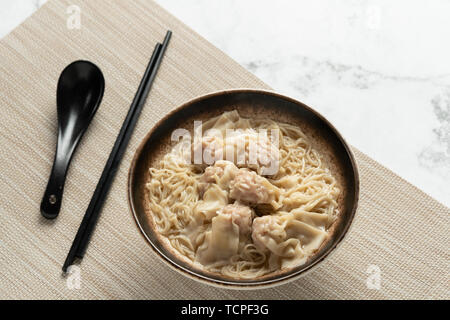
[127, 88, 360, 289]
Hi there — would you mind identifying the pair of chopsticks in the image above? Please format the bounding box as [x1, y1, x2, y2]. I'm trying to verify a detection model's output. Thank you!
[62, 31, 172, 273]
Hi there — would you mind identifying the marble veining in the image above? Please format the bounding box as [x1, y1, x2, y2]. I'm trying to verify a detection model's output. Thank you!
[245, 57, 450, 95]
[419, 90, 450, 179]
[0, 0, 448, 207]
[240, 53, 450, 205]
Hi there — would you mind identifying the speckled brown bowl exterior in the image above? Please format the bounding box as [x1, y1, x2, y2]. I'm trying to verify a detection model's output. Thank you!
[128, 89, 359, 289]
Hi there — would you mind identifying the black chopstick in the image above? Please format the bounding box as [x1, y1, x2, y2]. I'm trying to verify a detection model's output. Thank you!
[62, 31, 172, 273]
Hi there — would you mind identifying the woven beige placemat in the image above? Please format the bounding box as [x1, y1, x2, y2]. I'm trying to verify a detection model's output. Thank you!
[0, 0, 448, 300]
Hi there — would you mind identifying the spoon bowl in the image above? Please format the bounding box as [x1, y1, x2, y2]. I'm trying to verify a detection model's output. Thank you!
[41, 60, 105, 219]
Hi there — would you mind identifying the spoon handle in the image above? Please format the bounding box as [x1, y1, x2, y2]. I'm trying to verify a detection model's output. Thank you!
[41, 148, 69, 219]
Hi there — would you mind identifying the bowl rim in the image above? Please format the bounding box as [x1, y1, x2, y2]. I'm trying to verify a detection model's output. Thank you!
[127, 88, 360, 289]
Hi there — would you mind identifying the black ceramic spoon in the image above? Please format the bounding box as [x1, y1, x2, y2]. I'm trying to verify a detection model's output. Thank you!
[41, 60, 105, 219]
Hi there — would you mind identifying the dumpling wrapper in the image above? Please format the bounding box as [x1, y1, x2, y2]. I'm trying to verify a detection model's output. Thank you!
[252, 213, 327, 269]
[290, 208, 329, 230]
[199, 160, 239, 194]
[196, 213, 239, 265]
[285, 220, 328, 253]
[192, 111, 279, 174]
[193, 184, 227, 222]
[229, 169, 282, 208]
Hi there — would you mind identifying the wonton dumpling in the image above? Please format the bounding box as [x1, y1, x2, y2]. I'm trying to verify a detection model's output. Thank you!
[191, 135, 224, 166]
[219, 202, 254, 236]
[229, 169, 281, 208]
[196, 213, 239, 265]
[191, 111, 279, 174]
[193, 184, 227, 222]
[199, 160, 239, 195]
[252, 213, 327, 269]
[252, 215, 290, 253]
[190, 111, 240, 166]
[223, 129, 279, 176]
[251, 215, 306, 268]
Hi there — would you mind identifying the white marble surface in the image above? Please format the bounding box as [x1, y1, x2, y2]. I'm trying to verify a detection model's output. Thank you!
[1, 0, 449, 207]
